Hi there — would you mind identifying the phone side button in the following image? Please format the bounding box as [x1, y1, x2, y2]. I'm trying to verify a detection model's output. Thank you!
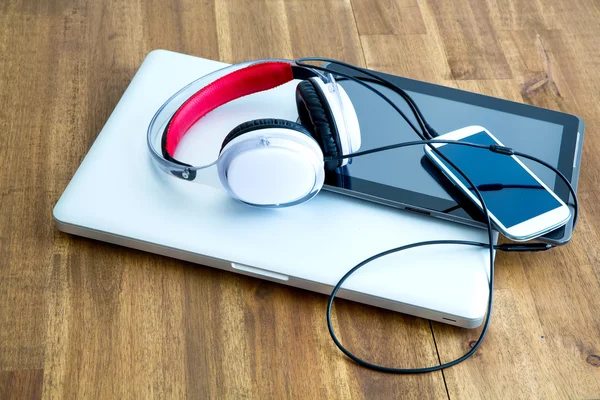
[231, 263, 290, 281]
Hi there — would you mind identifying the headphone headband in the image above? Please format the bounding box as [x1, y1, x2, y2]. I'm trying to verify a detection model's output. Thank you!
[161, 61, 318, 164]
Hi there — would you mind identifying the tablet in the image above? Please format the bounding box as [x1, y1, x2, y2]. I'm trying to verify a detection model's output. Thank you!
[322, 64, 584, 244]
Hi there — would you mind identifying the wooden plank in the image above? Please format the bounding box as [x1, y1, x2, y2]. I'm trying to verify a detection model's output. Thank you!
[284, 0, 364, 64]
[37, 0, 215, 397]
[483, 0, 551, 31]
[330, 300, 448, 399]
[38, 2, 145, 396]
[182, 270, 349, 398]
[214, 0, 293, 63]
[213, 0, 365, 65]
[44, 243, 189, 398]
[496, 29, 579, 113]
[434, 251, 600, 399]
[0, 369, 44, 400]
[182, 264, 448, 398]
[351, 0, 427, 36]
[0, 13, 57, 371]
[0, 0, 66, 16]
[425, 0, 512, 80]
[139, 0, 220, 61]
[538, 0, 600, 36]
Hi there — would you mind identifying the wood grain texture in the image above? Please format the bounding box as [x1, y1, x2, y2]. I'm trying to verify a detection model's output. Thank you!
[352, 0, 426, 35]
[0, 369, 43, 400]
[426, 0, 513, 80]
[284, 0, 365, 65]
[1, 0, 599, 399]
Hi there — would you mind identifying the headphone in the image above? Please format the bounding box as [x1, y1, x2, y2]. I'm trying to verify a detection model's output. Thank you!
[148, 57, 579, 374]
[150, 60, 361, 207]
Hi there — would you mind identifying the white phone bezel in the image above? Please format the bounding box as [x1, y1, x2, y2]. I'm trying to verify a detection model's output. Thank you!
[424, 125, 571, 241]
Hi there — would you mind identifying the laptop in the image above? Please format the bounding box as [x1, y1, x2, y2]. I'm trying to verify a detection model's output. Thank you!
[53, 49, 497, 329]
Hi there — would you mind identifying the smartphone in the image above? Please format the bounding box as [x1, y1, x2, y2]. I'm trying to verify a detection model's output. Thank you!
[424, 126, 571, 241]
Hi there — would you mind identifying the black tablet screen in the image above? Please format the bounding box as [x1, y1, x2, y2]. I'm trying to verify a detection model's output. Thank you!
[325, 75, 579, 227]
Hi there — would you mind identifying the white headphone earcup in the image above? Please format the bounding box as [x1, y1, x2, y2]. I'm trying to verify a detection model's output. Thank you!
[225, 147, 319, 206]
[218, 124, 325, 207]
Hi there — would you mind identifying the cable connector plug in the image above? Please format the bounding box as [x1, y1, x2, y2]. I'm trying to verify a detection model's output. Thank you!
[489, 144, 514, 155]
[425, 122, 439, 138]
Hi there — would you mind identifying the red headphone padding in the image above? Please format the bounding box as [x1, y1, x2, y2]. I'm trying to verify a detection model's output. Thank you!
[164, 62, 295, 157]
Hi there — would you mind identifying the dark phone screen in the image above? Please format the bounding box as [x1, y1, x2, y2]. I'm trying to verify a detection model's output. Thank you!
[431, 131, 562, 228]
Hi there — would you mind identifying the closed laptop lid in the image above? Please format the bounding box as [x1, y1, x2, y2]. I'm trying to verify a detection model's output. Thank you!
[53, 50, 495, 322]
